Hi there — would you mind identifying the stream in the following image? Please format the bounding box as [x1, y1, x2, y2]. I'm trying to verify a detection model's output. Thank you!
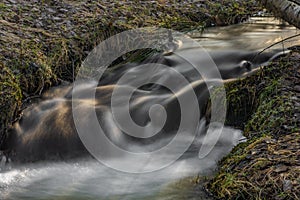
[0, 17, 299, 200]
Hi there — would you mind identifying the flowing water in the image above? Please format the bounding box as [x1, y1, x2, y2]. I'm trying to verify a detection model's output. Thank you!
[0, 17, 299, 200]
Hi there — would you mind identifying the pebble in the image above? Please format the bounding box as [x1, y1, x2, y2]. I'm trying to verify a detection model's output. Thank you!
[46, 8, 56, 14]
[274, 165, 288, 173]
[53, 17, 63, 22]
[283, 180, 292, 192]
[59, 8, 68, 13]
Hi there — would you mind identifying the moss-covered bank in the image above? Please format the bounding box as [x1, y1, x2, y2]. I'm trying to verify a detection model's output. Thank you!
[206, 50, 300, 199]
[0, 0, 260, 148]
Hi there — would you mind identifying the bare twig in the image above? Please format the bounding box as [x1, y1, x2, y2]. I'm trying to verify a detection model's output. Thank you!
[251, 33, 300, 62]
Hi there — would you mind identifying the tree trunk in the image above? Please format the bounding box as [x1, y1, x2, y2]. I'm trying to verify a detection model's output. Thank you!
[259, 0, 300, 29]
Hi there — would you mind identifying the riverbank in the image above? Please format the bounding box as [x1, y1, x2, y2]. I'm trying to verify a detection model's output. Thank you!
[0, 0, 260, 145]
[206, 49, 300, 199]
[1, 1, 299, 199]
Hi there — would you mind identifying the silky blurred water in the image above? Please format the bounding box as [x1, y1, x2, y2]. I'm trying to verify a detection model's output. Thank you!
[0, 17, 299, 200]
[0, 124, 244, 200]
[191, 17, 299, 51]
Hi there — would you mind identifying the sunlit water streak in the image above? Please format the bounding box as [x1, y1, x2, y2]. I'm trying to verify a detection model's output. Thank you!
[0, 17, 299, 200]
[0, 124, 243, 200]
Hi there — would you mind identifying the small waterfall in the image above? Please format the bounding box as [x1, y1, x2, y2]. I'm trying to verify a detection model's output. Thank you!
[0, 17, 299, 199]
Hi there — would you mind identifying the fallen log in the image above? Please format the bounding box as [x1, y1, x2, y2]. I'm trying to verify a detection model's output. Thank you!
[259, 0, 300, 29]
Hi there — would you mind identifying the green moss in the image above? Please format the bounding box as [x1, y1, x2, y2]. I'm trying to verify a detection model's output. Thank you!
[206, 52, 300, 199]
[0, 65, 22, 143]
[223, 76, 258, 128]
